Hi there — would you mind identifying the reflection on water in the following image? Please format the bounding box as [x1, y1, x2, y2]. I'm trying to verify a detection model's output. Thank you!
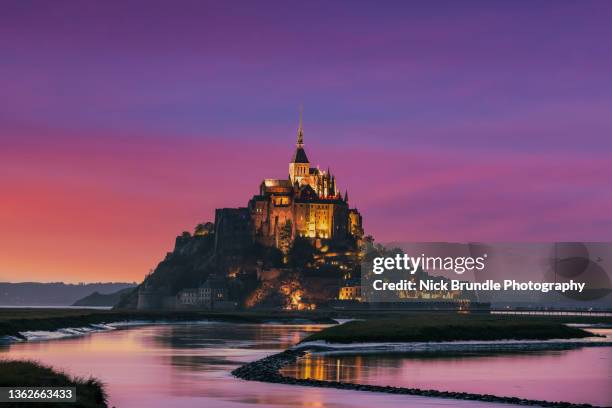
[281, 329, 612, 407]
[0, 322, 502, 408]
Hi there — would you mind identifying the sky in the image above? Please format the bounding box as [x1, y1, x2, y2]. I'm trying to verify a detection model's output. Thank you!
[1, 0, 612, 283]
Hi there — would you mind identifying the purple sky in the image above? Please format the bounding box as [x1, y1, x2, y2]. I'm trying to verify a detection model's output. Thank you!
[1, 1, 612, 282]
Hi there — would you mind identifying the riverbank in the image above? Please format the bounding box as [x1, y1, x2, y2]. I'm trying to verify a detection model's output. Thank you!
[3, 308, 611, 342]
[0, 360, 107, 408]
[3, 314, 609, 407]
[232, 316, 609, 407]
[301, 314, 599, 343]
[0, 308, 336, 339]
[232, 346, 605, 408]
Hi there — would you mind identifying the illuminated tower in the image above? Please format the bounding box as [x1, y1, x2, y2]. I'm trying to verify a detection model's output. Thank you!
[289, 107, 310, 184]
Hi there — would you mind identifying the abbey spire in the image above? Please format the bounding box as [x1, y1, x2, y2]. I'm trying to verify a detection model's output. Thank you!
[289, 107, 310, 184]
[297, 105, 304, 148]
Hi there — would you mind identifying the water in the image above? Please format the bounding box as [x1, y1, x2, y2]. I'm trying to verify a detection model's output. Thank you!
[282, 329, 612, 407]
[491, 310, 612, 317]
[0, 322, 501, 407]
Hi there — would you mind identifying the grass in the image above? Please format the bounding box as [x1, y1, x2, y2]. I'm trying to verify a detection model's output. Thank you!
[301, 314, 599, 343]
[1, 308, 608, 340]
[0, 360, 107, 407]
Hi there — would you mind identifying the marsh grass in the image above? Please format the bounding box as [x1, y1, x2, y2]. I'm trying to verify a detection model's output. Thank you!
[301, 314, 597, 343]
[0, 359, 107, 407]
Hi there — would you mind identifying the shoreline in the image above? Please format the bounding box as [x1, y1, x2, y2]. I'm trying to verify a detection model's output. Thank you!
[0, 309, 336, 341]
[3, 308, 611, 344]
[0, 360, 107, 408]
[232, 344, 607, 408]
[297, 336, 612, 355]
[1, 318, 331, 344]
[3, 311, 610, 407]
[299, 316, 601, 344]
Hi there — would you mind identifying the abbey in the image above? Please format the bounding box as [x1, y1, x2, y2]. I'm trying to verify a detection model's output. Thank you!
[215, 112, 363, 254]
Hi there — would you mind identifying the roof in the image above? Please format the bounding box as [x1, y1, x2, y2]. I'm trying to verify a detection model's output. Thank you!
[263, 179, 293, 188]
[201, 279, 227, 290]
[294, 197, 347, 205]
[291, 147, 309, 163]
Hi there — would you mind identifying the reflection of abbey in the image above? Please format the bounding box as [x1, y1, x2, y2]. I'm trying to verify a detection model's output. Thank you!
[215, 113, 363, 254]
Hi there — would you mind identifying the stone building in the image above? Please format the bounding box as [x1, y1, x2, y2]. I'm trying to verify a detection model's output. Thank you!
[198, 279, 228, 308]
[177, 278, 230, 309]
[338, 279, 362, 301]
[216, 112, 363, 253]
[177, 288, 199, 305]
[214, 207, 252, 254]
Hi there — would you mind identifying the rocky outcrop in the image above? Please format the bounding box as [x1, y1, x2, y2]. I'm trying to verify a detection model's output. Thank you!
[114, 233, 217, 309]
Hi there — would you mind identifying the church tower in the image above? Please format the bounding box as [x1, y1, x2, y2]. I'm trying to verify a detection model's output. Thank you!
[289, 107, 310, 184]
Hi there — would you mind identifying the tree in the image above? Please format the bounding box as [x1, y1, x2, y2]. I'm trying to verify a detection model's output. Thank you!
[194, 222, 214, 236]
[264, 246, 284, 268]
[288, 237, 316, 268]
[244, 242, 283, 268]
[278, 220, 293, 255]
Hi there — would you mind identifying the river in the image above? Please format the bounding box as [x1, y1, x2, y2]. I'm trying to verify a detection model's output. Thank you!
[282, 328, 612, 406]
[1, 322, 608, 407]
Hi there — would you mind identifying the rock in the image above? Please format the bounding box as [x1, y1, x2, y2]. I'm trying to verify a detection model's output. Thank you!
[231, 347, 594, 408]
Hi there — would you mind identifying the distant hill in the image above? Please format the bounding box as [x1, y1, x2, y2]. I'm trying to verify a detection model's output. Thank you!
[72, 287, 134, 307]
[0, 282, 137, 306]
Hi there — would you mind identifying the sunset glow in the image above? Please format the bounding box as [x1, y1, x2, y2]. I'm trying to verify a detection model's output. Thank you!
[2, 1, 612, 282]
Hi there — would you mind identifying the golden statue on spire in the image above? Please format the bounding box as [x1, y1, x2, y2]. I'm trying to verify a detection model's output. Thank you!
[297, 105, 304, 147]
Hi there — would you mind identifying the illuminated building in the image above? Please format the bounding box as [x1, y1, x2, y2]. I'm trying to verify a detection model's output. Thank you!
[338, 283, 361, 301]
[216, 111, 363, 253]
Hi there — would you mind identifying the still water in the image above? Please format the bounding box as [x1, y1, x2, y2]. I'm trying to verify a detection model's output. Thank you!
[0, 323, 606, 408]
[282, 329, 612, 407]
